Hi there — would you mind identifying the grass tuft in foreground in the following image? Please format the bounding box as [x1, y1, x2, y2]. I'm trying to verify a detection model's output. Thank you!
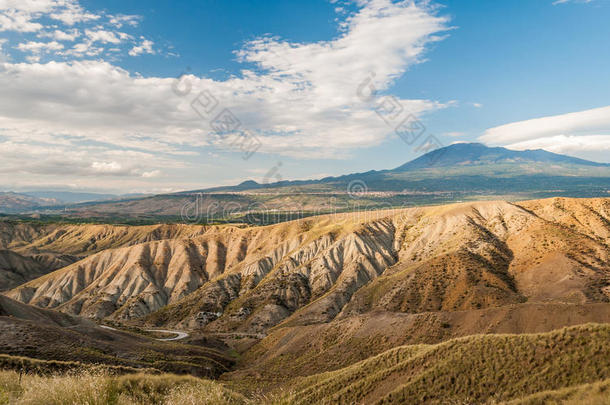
[0, 371, 247, 405]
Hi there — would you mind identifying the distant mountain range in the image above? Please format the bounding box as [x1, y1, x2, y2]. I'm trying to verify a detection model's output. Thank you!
[0, 191, 151, 214]
[0, 192, 61, 214]
[184, 142, 610, 194]
[23, 191, 119, 204]
[2, 143, 609, 220]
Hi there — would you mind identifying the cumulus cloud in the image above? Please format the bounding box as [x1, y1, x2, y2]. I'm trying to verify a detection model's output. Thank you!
[0, 0, 154, 60]
[16, 40, 64, 61]
[49, 3, 98, 25]
[39, 28, 80, 41]
[0, 1, 449, 155]
[0, 0, 98, 31]
[479, 105, 610, 156]
[0, 0, 451, 190]
[128, 38, 154, 56]
[17, 40, 64, 52]
[85, 29, 127, 44]
[108, 14, 140, 28]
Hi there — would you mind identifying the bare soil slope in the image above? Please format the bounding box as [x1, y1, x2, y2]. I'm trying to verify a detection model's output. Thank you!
[0, 222, 210, 291]
[4, 198, 609, 336]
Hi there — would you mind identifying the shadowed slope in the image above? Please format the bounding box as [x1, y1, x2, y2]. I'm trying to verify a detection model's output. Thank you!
[0, 295, 234, 377]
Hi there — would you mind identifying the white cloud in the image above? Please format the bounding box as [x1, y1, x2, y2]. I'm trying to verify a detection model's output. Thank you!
[0, 1, 449, 158]
[39, 28, 80, 41]
[480, 106, 610, 144]
[85, 29, 123, 44]
[480, 106, 610, 157]
[16, 40, 63, 61]
[552, 0, 593, 5]
[0, 9, 43, 32]
[128, 39, 154, 56]
[48, 2, 99, 25]
[0, 0, 99, 31]
[17, 40, 64, 52]
[506, 135, 610, 153]
[90, 161, 123, 174]
[0, 0, 150, 60]
[108, 14, 140, 28]
[0, 0, 451, 190]
[0, 0, 65, 14]
[141, 169, 161, 178]
[0, 140, 174, 181]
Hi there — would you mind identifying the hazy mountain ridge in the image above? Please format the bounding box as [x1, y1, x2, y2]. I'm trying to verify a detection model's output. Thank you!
[0, 191, 152, 214]
[0, 192, 61, 214]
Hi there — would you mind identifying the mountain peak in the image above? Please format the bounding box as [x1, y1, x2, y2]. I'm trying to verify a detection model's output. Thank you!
[238, 180, 259, 187]
[393, 142, 606, 171]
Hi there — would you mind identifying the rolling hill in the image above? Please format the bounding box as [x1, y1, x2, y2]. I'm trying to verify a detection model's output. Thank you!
[273, 323, 610, 404]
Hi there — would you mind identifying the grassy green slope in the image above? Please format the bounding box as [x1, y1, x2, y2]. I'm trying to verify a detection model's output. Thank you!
[278, 323, 610, 404]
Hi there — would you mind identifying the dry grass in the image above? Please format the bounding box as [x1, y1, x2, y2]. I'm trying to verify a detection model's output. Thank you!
[0, 370, 248, 405]
[1, 324, 610, 404]
[0, 353, 157, 375]
[274, 323, 610, 404]
[506, 378, 610, 405]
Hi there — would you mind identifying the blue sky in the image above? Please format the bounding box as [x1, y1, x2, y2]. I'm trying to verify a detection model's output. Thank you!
[0, 0, 609, 193]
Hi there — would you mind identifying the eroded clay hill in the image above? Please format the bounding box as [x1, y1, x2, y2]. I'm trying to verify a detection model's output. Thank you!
[0, 222, 208, 290]
[4, 198, 610, 334]
[0, 250, 77, 291]
[0, 222, 209, 256]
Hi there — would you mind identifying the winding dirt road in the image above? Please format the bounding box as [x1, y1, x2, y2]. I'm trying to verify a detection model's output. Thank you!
[145, 329, 189, 341]
[98, 325, 189, 341]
